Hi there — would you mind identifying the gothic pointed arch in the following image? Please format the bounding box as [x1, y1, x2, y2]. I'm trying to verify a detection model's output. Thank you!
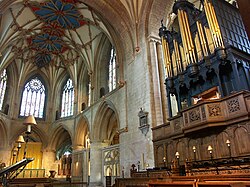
[0, 118, 7, 148]
[94, 35, 111, 98]
[9, 125, 48, 148]
[92, 100, 120, 145]
[73, 115, 89, 149]
[60, 77, 74, 118]
[19, 74, 47, 119]
[49, 124, 72, 159]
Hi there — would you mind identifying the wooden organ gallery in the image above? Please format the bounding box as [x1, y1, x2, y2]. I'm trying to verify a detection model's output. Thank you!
[116, 0, 250, 186]
[153, 0, 250, 178]
[115, 1, 250, 186]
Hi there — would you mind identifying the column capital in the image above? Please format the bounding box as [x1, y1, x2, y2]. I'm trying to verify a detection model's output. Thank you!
[72, 145, 84, 151]
[147, 34, 161, 43]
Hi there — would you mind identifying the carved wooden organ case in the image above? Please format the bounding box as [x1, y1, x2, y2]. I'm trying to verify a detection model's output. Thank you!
[159, 0, 250, 117]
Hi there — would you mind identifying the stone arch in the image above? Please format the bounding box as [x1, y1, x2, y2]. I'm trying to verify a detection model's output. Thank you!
[73, 115, 90, 149]
[48, 124, 72, 159]
[147, 0, 175, 38]
[94, 35, 111, 98]
[49, 124, 72, 151]
[0, 118, 7, 148]
[9, 125, 48, 149]
[92, 100, 120, 145]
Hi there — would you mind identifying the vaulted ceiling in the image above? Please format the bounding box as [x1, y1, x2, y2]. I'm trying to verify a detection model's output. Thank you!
[0, 0, 111, 71]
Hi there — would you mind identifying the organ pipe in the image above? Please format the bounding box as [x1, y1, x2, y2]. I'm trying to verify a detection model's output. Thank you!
[196, 21, 209, 57]
[203, 0, 224, 48]
[177, 9, 196, 65]
[161, 37, 172, 77]
[173, 39, 182, 73]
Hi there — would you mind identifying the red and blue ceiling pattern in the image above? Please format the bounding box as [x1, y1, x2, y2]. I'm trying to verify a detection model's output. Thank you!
[28, 34, 68, 54]
[35, 53, 52, 68]
[26, 0, 86, 67]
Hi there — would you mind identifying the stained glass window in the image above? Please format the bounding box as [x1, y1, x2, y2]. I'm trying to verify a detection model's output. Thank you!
[61, 78, 74, 117]
[0, 69, 7, 110]
[20, 76, 46, 118]
[109, 47, 117, 92]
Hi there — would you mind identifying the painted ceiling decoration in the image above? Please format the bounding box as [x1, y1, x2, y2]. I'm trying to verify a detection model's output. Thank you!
[34, 52, 52, 68]
[41, 23, 65, 37]
[28, 34, 68, 54]
[0, 0, 110, 70]
[27, 0, 86, 29]
[24, 0, 86, 67]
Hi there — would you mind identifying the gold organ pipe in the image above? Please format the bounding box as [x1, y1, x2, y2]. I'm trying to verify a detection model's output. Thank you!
[204, 2, 218, 47]
[161, 37, 172, 77]
[208, 2, 219, 47]
[210, 3, 224, 47]
[178, 9, 196, 65]
[173, 39, 182, 73]
[197, 21, 209, 56]
[204, 0, 224, 48]
[178, 9, 189, 65]
[183, 11, 196, 64]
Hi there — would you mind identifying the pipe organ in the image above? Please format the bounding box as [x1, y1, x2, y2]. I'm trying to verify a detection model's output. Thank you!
[159, 0, 250, 117]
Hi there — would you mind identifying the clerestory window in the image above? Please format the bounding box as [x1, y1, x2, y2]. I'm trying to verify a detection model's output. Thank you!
[0, 69, 7, 110]
[61, 78, 74, 117]
[108, 47, 117, 92]
[20, 76, 46, 118]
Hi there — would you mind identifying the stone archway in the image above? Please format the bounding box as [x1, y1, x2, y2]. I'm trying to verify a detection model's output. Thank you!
[43, 125, 72, 177]
[0, 119, 7, 148]
[92, 100, 119, 143]
[74, 116, 90, 150]
[90, 100, 120, 186]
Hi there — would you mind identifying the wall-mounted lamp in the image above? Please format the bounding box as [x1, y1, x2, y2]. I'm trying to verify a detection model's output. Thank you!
[12, 147, 18, 164]
[175, 151, 180, 167]
[16, 135, 25, 162]
[192, 146, 196, 161]
[137, 161, 140, 172]
[207, 145, 213, 160]
[163, 156, 166, 167]
[23, 115, 37, 159]
[226, 139, 231, 157]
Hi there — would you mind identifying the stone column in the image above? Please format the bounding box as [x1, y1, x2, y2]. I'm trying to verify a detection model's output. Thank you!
[71, 146, 88, 183]
[89, 141, 108, 187]
[156, 42, 169, 122]
[148, 35, 164, 126]
[0, 148, 12, 166]
[42, 150, 57, 177]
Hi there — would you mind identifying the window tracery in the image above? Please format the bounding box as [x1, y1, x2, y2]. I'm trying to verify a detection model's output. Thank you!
[61, 78, 74, 117]
[109, 47, 117, 92]
[20, 76, 46, 118]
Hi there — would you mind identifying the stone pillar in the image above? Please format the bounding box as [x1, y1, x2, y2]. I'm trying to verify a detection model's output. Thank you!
[156, 42, 169, 122]
[148, 35, 164, 127]
[0, 148, 12, 166]
[71, 146, 88, 183]
[42, 150, 57, 177]
[89, 141, 108, 187]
